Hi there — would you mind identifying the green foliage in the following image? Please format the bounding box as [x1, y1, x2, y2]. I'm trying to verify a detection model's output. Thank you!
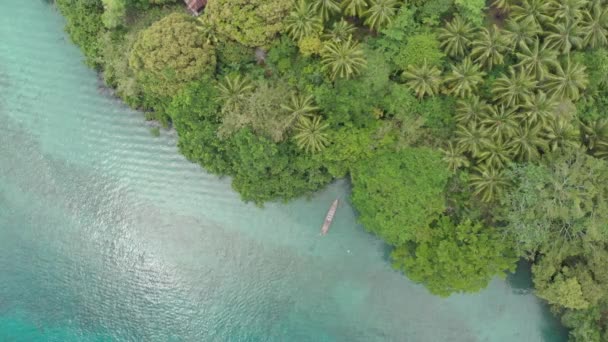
[205, 0, 292, 47]
[229, 129, 333, 204]
[351, 148, 450, 245]
[397, 33, 445, 69]
[55, 0, 105, 68]
[129, 13, 216, 97]
[502, 149, 608, 253]
[392, 216, 517, 297]
[454, 0, 486, 26]
[101, 0, 127, 29]
[167, 79, 233, 174]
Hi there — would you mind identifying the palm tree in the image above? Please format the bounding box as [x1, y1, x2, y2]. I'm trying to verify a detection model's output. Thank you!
[543, 59, 589, 100]
[470, 165, 510, 203]
[281, 94, 318, 131]
[504, 18, 540, 49]
[342, 0, 369, 17]
[545, 20, 584, 53]
[508, 124, 547, 161]
[549, 0, 586, 24]
[216, 75, 254, 114]
[195, 18, 219, 45]
[364, 0, 399, 31]
[519, 91, 558, 126]
[444, 58, 486, 98]
[438, 16, 476, 58]
[477, 136, 514, 169]
[440, 142, 470, 173]
[580, 118, 608, 150]
[455, 96, 491, 124]
[293, 116, 330, 153]
[471, 25, 512, 69]
[542, 117, 581, 151]
[511, 0, 552, 29]
[285, 1, 324, 42]
[455, 122, 490, 157]
[514, 39, 558, 80]
[321, 38, 367, 80]
[581, 3, 608, 48]
[402, 61, 442, 98]
[323, 20, 356, 43]
[492, 67, 537, 107]
[492, 0, 512, 12]
[311, 0, 341, 21]
[481, 105, 519, 139]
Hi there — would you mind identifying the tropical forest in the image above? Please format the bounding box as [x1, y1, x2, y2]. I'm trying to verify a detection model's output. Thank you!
[54, 0, 608, 339]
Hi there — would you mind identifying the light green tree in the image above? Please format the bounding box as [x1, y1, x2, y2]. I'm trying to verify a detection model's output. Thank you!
[392, 216, 517, 297]
[205, 0, 292, 47]
[129, 13, 216, 97]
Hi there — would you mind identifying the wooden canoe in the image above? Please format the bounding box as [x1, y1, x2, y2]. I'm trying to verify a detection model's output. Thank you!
[320, 199, 339, 235]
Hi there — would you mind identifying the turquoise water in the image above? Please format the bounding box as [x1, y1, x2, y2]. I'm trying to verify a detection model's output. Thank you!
[0, 1, 567, 341]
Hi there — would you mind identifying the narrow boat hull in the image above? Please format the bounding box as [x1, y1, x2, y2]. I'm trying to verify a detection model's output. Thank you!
[321, 199, 339, 235]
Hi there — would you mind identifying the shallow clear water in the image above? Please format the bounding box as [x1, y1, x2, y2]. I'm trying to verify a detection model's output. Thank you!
[0, 1, 567, 341]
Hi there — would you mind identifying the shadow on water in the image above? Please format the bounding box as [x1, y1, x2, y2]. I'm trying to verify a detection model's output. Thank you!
[506, 259, 534, 294]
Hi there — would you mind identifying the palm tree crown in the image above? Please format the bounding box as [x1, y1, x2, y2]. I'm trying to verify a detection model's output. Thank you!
[505, 18, 540, 49]
[455, 96, 491, 124]
[581, 2, 608, 48]
[470, 165, 510, 203]
[514, 39, 558, 80]
[508, 124, 547, 161]
[364, 0, 399, 31]
[321, 38, 367, 80]
[492, 67, 538, 107]
[285, 1, 324, 42]
[544, 59, 589, 100]
[324, 20, 357, 43]
[216, 75, 254, 115]
[293, 116, 330, 153]
[444, 58, 486, 98]
[438, 16, 476, 58]
[311, 0, 341, 21]
[519, 91, 558, 126]
[402, 61, 443, 99]
[511, 0, 552, 30]
[545, 20, 584, 53]
[342, 0, 369, 17]
[281, 94, 319, 131]
[471, 25, 512, 70]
